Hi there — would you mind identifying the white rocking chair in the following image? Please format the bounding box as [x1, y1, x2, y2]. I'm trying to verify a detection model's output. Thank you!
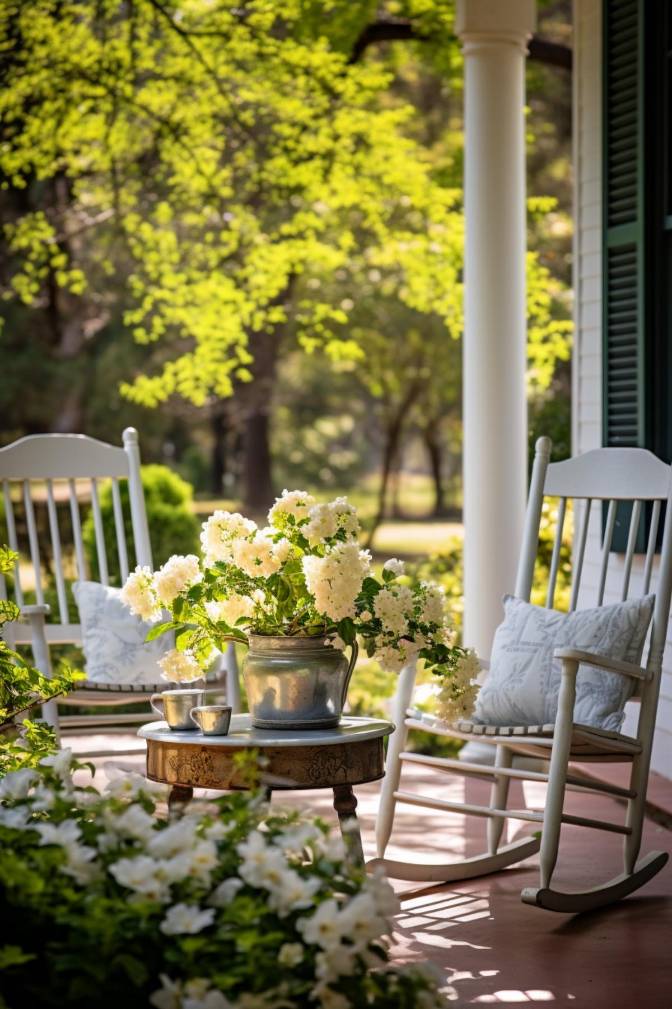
[373, 437, 671, 912]
[0, 428, 240, 756]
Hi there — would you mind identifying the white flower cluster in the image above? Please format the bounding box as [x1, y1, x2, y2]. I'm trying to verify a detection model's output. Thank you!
[267, 488, 316, 526]
[301, 497, 360, 546]
[200, 510, 257, 566]
[155, 554, 201, 606]
[120, 565, 162, 622]
[205, 594, 258, 627]
[0, 756, 449, 1009]
[159, 648, 202, 684]
[150, 975, 234, 1009]
[302, 542, 371, 622]
[236, 830, 321, 916]
[436, 649, 481, 725]
[121, 554, 202, 621]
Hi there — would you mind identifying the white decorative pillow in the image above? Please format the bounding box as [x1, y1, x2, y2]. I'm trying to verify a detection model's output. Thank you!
[474, 594, 655, 733]
[72, 581, 172, 685]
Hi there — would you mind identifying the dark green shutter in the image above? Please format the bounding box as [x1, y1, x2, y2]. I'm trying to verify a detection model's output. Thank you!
[602, 0, 645, 450]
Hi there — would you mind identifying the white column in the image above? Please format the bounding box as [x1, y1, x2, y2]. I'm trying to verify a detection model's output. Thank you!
[457, 0, 536, 658]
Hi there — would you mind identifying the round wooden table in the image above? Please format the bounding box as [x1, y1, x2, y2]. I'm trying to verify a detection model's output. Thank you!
[138, 714, 393, 863]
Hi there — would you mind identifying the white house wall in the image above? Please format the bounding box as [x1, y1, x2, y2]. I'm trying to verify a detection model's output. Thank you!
[573, 0, 672, 777]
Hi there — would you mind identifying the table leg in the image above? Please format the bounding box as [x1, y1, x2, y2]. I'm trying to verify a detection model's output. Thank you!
[332, 783, 364, 866]
[168, 784, 193, 819]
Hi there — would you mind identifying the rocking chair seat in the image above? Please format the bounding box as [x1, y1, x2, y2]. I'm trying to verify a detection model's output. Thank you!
[406, 710, 643, 759]
[59, 681, 168, 707]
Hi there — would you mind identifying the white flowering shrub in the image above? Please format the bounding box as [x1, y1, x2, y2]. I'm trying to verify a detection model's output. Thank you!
[0, 753, 449, 1008]
[120, 491, 477, 718]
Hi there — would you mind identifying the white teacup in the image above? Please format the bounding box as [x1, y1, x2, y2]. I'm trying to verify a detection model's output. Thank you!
[150, 689, 205, 730]
[190, 704, 232, 736]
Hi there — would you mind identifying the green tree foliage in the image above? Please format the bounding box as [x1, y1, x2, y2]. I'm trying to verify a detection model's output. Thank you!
[0, 545, 81, 772]
[0, 0, 461, 404]
[82, 465, 199, 584]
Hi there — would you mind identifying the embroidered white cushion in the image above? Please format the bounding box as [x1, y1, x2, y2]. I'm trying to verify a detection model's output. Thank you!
[72, 581, 172, 685]
[474, 594, 655, 733]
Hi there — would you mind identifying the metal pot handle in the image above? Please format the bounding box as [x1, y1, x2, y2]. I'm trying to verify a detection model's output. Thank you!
[341, 639, 359, 709]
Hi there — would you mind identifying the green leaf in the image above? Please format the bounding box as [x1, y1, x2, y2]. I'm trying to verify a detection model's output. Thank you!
[145, 621, 179, 642]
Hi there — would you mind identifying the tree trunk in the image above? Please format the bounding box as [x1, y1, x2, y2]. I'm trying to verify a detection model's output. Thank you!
[210, 411, 228, 497]
[366, 381, 424, 548]
[423, 420, 446, 517]
[243, 410, 274, 514]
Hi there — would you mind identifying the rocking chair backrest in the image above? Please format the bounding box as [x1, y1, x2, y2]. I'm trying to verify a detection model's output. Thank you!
[0, 428, 152, 646]
[515, 437, 672, 688]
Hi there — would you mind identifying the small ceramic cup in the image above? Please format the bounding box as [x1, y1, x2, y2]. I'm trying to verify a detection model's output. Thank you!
[150, 689, 205, 730]
[190, 704, 232, 736]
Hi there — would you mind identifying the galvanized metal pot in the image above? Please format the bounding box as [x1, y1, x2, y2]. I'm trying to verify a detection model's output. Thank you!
[243, 634, 359, 730]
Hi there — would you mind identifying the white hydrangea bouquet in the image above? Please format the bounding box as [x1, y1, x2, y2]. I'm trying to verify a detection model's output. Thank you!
[121, 490, 478, 723]
[0, 752, 449, 1008]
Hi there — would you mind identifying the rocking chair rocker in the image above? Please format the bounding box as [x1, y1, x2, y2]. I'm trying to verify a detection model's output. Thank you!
[373, 437, 671, 912]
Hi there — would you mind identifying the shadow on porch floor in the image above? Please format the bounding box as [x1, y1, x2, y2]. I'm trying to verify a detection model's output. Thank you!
[74, 735, 672, 1009]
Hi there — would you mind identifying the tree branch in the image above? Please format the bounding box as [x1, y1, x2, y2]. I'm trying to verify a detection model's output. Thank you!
[349, 18, 572, 72]
[349, 19, 424, 64]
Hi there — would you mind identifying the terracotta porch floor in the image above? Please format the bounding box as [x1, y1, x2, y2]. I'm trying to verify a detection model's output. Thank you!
[75, 736, 672, 1009]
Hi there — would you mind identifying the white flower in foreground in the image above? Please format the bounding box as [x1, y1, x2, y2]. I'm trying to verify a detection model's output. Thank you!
[35, 819, 81, 847]
[0, 805, 32, 829]
[104, 803, 156, 843]
[0, 767, 36, 800]
[40, 747, 74, 781]
[187, 839, 219, 881]
[151, 977, 234, 1009]
[208, 877, 244, 907]
[159, 648, 202, 683]
[104, 768, 166, 802]
[148, 818, 199, 858]
[160, 903, 215, 936]
[183, 991, 233, 1009]
[120, 565, 161, 621]
[297, 898, 344, 950]
[278, 942, 304, 967]
[270, 870, 321, 916]
[62, 844, 99, 884]
[155, 554, 201, 605]
[383, 557, 405, 577]
[29, 783, 56, 811]
[237, 830, 287, 888]
[315, 944, 356, 983]
[312, 984, 351, 1009]
[339, 892, 387, 947]
[109, 855, 164, 895]
[368, 865, 400, 918]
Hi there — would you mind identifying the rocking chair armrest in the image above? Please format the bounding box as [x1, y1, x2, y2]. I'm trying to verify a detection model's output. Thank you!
[21, 604, 51, 619]
[553, 647, 652, 683]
